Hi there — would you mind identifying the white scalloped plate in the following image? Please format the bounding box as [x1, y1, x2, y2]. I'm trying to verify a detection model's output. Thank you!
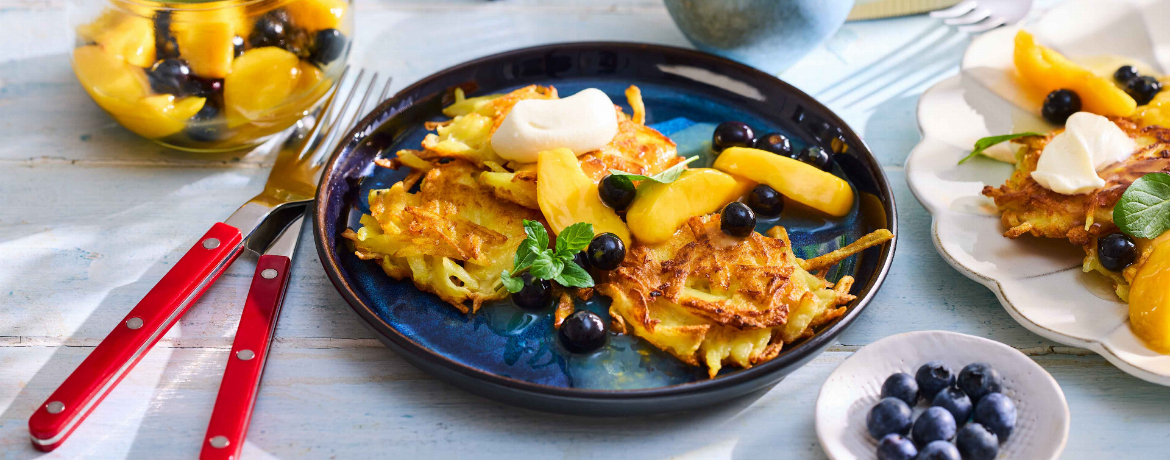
[815, 331, 1069, 460]
[905, 0, 1170, 385]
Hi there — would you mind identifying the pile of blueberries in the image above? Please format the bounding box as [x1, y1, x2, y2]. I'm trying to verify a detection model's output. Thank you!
[1041, 64, 1163, 124]
[867, 362, 1017, 460]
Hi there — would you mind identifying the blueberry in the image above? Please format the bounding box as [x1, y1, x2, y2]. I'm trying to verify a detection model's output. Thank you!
[753, 132, 792, 157]
[558, 310, 607, 353]
[1127, 75, 1163, 105]
[912, 406, 957, 446]
[876, 433, 917, 460]
[572, 251, 591, 271]
[956, 423, 999, 460]
[147, 58, 192, 95]
[1098, 233, 1137, 272]
[712, 121, 754, 152]
[185, 102, 227, 143]
[745, 184, 784, 218]
[917, 440, 961, 460]
[796, 146, 832, 171]
[512, 273, 551, 310]
[866, 397, 913, 439]
[1115, 65, 1139, 84]
[957, 362, 1003, 403]
[720, 202, 756, 238]
[931, 387, 973, 423]
[152, 11, 180, 60]
[880, 372, 919, 406]
[310, 28, 348, 66]
[249, 9, 290, 49]
[586, 233, 625, 271]
[973, 392, 1016, 441]
[184, 77, 224, 99]
[1042, 89, 1081, 124]
[599, 174, 636, 211]
[916, 361, 956, 400]
[232, 35, 245, 57]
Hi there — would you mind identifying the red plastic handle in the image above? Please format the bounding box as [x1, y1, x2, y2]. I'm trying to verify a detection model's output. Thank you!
[200, 254, 292, 460]
[28, 223, 245, 452]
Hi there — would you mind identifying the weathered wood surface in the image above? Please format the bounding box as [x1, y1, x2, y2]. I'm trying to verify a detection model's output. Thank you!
[2, 0, 1167, 458]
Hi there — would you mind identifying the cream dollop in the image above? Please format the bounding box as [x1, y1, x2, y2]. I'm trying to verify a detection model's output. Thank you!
[490, 88, 619, 163]
[1031, 112, 1135, 195]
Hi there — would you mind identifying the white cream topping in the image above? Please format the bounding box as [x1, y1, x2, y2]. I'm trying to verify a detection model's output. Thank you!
[490, 88, 619, 163]
[1031, 112, 1136, 195]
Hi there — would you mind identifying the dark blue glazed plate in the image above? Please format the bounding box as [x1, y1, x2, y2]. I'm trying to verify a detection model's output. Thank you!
[313, 42, 896, 415]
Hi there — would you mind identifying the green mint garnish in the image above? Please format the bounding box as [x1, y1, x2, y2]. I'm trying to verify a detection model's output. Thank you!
[1114, 173, 1170, 239]
[607, 155, 700, 189]
[500, 220, 595, 293]
[958, 132, 1044, 164]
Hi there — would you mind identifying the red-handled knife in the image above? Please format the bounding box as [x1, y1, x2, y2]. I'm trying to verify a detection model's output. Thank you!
[200, 213, 304, 460]
[29, 67, 393, 452]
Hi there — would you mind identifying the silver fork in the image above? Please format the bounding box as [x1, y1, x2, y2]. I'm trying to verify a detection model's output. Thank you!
[28, 66, 392, 453]
[931, 0, 1033, 33]
[199, 68, 393, 460]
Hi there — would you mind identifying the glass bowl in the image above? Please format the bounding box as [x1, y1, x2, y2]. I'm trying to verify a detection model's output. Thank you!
[69, 0, 352, 152]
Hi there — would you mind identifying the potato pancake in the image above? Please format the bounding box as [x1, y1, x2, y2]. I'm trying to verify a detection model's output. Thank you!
[342, 160, 544, 313]
[982, 118, 1170, 299]
[597, 214, 889, 378]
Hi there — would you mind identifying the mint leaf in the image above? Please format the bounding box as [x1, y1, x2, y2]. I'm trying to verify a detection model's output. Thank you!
[555, 222, 594, 255]
[513, 240, 539, 271]
[529, 255, 564, 280]
[609, 155, 700, 183]
[500, 270, 524, 293]
[522, 219, 549, 250]
[554, 260, 594, 288]
[958, 132, 1044, 164]
[1115, 173, 1170, 238]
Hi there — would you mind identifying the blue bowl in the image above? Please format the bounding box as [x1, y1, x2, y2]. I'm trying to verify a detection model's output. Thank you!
[664, 0, 855, 74]
[313, 42, 896, 415]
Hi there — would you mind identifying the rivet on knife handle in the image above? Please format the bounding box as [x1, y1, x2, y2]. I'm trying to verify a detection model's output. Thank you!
[28, 223, 245, 452]
[200, 254, 292, 460]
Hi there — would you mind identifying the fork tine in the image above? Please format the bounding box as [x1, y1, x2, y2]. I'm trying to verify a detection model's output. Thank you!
[312, 71, 382, 166]
[958, 15, 1006, 33]
[379, 77, 394, 104]
[943, 7, 991, 25]
[930, 0, 977, 18]
[293, 65, 352, 160]
[308, 69, 369, 163]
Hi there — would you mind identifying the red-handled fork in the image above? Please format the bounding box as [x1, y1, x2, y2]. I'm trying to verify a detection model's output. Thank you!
[28, 67, 392, 452]
[200, 72, 390, 460]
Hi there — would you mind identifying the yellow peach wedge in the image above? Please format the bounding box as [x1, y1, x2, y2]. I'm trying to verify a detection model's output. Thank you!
[713, 147, 854, 217]
[626, 168, 754, 244]
[1013, 30, 1136, 117]
[1129, 238, 1170, 354]
[225, 47, 302, 120]
[536, 148, 630, 246]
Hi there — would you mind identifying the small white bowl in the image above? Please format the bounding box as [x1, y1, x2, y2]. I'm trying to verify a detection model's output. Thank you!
[815, 331, 1069, 460]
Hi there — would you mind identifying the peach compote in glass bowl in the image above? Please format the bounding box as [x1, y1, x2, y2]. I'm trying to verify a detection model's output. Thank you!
[70, 0, 352, 151]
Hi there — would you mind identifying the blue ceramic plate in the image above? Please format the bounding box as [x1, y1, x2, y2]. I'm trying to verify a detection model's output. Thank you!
[313, 43, 896, 415]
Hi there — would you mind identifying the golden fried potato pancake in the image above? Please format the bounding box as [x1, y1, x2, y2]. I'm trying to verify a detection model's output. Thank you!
[400, 85, 681, 209]
[982, 118, 1170, 245]
[596, 214, 862, 378]
[342, 160, 545, 313]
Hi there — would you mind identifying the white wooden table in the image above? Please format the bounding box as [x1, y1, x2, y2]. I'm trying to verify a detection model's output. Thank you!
[2, 1, 1169, 458]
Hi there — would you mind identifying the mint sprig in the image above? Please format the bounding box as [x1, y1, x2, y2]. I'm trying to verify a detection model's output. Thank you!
[501, 220, 595, 292]
[958, 132, 1044, 164]
[608, 155, 700, 188]
[1114, 173, 1170, 239]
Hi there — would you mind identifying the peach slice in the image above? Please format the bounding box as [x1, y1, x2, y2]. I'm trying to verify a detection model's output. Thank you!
[1129, 238, 1170, 354]
[536, 148, 630, 246]
[713, 147, 854, 217]
[626, 168, 754, 244]
[224, 47, 302, 120]
[1013, 30, 1136, 117]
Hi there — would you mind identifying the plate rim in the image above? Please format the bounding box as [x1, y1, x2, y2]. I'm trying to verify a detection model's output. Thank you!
[312, 41, 900, 405]
[813, 330, 1071, 460]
